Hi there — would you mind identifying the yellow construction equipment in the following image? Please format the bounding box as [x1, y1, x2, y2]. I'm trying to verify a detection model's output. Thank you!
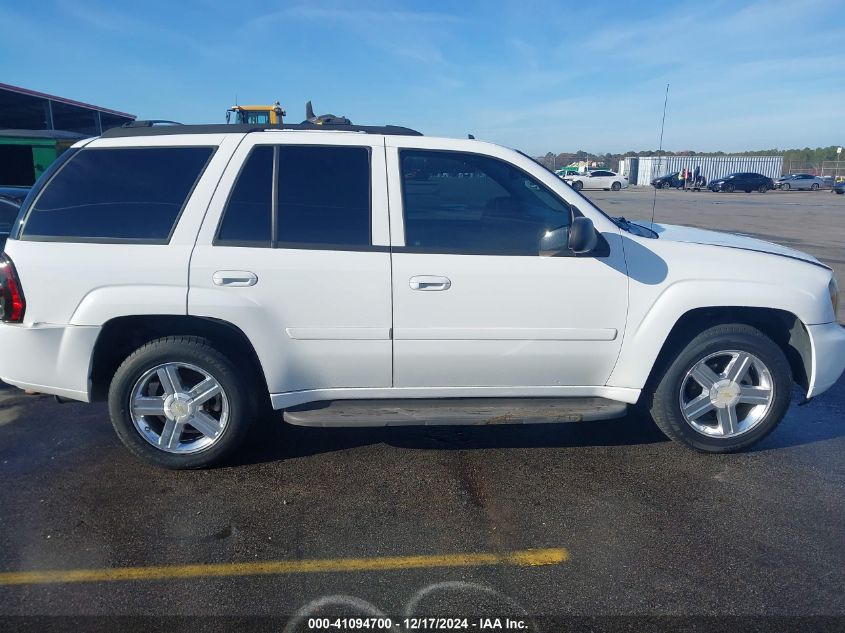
[225, 101, 285, 125]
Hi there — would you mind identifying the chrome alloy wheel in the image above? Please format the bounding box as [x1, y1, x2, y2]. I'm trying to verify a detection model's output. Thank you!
[678, 350, 774, 438]
[130, 362, 229, 454]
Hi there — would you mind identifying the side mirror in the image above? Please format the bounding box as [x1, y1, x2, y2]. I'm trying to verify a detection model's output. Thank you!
[539, 226, 569, 254]
[568, 216, 597, 254]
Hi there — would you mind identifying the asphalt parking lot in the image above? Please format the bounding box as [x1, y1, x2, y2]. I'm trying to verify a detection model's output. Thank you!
[0, 188, 843, 627]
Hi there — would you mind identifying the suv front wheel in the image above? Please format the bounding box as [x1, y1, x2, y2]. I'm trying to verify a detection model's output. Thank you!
[108, 336, 254, 469]
[646, 324, 792, 453]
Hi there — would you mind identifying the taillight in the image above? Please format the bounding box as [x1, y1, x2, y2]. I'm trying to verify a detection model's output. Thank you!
[0, 254, 25, 322]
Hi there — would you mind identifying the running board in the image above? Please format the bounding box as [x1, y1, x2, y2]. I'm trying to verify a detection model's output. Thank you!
[283, 397, 628, 427]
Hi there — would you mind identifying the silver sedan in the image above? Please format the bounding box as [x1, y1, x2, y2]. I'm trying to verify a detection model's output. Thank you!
[775, 174, 825, 191]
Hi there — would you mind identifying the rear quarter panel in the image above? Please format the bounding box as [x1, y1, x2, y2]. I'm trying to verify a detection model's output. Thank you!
[5, 135, 241, 327]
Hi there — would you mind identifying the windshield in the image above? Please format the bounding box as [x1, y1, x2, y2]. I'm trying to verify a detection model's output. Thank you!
[244, 111, 270, 125]
[227, 110, 270, 125]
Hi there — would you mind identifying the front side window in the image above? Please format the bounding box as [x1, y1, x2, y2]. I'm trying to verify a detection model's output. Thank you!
[22, 147, 214, 242]
[400, 150, 571, 255]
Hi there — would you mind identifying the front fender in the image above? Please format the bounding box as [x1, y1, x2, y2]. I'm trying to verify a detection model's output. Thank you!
[607, 242, 834, 391]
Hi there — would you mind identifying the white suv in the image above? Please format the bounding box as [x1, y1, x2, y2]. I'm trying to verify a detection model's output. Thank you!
[0, 123, 842, 468]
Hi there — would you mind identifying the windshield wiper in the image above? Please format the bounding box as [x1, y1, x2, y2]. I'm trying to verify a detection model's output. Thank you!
[613, 216, 658, 238]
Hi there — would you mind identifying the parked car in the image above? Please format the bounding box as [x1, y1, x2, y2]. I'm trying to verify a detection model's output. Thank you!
[834, 180, 845, 195]
[775, 174, 824, 191]
[564, 170, 628, 191]
[0, 187, 31, 205]
[708, 173, 774, 193]
[651, 172, 684, 189]
[0, 187, 30, 250]
[651, 172, 706, 189]
[0, 123, 842, 469]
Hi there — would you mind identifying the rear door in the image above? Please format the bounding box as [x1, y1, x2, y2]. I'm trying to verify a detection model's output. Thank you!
[189, 132, 393, 400]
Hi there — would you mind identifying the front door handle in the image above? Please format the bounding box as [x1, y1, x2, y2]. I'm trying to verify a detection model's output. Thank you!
[409, 275, 451, 291]
[213, 270, 258, 287]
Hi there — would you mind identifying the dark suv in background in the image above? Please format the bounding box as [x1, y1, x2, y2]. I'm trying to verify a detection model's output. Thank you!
[0, 187, 29, 250]
[708, 173, 774, 193]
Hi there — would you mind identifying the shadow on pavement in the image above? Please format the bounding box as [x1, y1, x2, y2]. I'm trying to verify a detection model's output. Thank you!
[229, 409, 671, 467]
[230, 379, 845, 467]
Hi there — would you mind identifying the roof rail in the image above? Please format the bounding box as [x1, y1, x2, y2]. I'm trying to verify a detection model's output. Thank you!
[101, 122, 423, 138]
[120, 120, 184, 128]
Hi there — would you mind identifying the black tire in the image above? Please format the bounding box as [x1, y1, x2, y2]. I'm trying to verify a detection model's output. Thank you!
[645, 324, 792, 453]
[571, 180, 583, 192]
[108, 336, 255, 469]
[725, 184, 735, 193]
[758, 185, 767, 193]
[781, 183, 790, 191]
[811, 183, 819, 191]
[661, 181, 672, 189]
[611, 181, 622, 191]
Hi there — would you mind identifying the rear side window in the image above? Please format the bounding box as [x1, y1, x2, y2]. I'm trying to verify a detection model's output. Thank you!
[22, 147, 214, 242]
[277, 145, 370, 247]
[216, 146, 273, 246]
[214, 145, 371, 249]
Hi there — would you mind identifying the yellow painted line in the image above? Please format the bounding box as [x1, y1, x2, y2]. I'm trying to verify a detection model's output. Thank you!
[0, 547, 568, 586]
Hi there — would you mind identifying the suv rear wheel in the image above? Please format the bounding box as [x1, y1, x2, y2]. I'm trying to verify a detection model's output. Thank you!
[108, 336, 254, 469]
[646, 324, 792, 453]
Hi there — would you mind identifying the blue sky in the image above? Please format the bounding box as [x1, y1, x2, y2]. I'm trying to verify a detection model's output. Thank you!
[1, 0, 842, 154]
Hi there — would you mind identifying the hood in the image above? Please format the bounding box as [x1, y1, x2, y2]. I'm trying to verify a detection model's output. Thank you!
[651, 222, 825, 267]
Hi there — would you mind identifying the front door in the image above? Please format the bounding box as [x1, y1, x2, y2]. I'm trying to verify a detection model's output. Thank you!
[387, 144, 629, 391]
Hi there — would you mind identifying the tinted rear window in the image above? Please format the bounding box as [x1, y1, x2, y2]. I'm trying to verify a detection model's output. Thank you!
[22, 147, 214, 242]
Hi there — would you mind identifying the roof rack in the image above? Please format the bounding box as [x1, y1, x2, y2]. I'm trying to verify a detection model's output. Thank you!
[120, 119, 184, 127]
[101, 122, 423, 138]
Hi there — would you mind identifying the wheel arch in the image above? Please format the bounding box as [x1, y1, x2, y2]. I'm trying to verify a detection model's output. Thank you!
[89, 315, 269, 403]
[636, 307, 811, 394]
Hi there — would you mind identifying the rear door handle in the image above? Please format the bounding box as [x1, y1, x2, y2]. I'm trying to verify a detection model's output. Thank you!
[409, 275, 451, 291]
[213, 270, 258, 287]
